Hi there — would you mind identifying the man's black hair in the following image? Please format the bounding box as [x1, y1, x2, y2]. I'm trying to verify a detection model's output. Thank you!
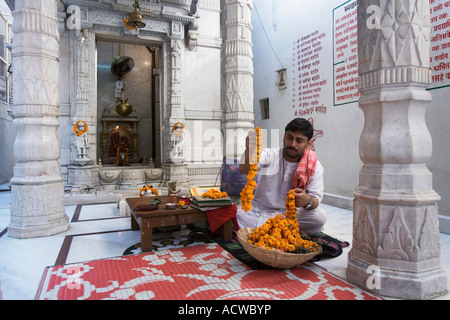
[284, 118, 313, 140]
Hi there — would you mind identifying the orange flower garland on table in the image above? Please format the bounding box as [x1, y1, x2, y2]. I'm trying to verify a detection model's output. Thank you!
[240, 127, 263, 212]
[202, 188, 228, 199]
[247, 190, 320, 253]
[139, 185, 159, 197]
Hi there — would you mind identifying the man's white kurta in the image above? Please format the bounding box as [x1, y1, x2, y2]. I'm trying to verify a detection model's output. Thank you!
[237, 147, 327, 236]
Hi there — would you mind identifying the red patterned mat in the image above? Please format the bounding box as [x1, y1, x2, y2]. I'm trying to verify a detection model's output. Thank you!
[35, 243, 380, 300]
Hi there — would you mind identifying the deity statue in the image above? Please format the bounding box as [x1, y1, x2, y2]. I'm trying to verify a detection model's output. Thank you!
[74, 120, 89, 161]
[170, 122, 185, 159]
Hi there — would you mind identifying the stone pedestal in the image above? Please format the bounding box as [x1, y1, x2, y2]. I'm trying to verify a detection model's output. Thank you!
[347, 0, 447, 299]
[8, 0, 68, 238]
[67, 164, 99, 193]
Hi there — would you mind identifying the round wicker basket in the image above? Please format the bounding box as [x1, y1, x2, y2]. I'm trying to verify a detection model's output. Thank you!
[237, 227, 322, 269]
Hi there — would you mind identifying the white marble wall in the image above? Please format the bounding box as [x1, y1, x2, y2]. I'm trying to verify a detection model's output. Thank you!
[55, 0, 227, 199]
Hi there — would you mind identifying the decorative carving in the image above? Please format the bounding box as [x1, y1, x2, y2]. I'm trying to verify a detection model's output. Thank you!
[358, 0, 431, 85]
[353, 203, 377, 256]
[377, 207, 417, 261]
[119, 169, 146, 189]
[224, 39, 253, 58]
[145, 168, 163, 181]
[12, 9, 60, 39]
[418, 207, 440, 260]
[186, 19, 199, 50]
[98, 170, 121, 184]
[184, 109, 222, 120]
[224, 74, 253, 113]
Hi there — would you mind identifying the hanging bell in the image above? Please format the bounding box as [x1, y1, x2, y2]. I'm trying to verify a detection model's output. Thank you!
[126, 0, 146, 29]
[116, 97, 133, 117]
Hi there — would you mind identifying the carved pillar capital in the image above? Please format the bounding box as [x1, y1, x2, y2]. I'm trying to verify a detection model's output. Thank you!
[358, 0, 432, 91]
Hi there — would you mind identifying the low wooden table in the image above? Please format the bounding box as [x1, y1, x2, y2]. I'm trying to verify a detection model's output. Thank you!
[126, 196, 233, 252]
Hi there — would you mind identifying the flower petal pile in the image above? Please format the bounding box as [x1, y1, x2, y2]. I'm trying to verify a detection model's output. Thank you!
[247, 190, 320, 253]
[202, 188, 228, 199]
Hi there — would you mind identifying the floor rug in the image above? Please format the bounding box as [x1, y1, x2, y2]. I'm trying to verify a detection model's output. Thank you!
[122, 226, 214, 255]
[36, 243, 380, 300]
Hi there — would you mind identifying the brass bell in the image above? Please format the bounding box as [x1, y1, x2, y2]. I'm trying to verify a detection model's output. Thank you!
[115, 97, 133, 117]
[126, 0, 146, 29]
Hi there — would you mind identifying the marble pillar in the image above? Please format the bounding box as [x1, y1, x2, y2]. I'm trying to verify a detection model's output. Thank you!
[221, 0, 254, 196]
[8, 0, 68, 238]
[347, 0, 447, 299]
[163, 24, 188, 190]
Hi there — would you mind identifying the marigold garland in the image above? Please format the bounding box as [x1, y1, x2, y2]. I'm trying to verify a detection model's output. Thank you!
[172, 122, 185, 138]
[73, 120, 88, 137]
[124, 18, 135, 30]
[202, 188, 228, 199]
[247, 189, 320, 253]
[240, 127, 263, 212]
[139, 185, 159, 197]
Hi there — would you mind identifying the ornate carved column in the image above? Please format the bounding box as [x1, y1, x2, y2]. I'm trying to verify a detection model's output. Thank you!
[163, 22, 189, 190]
[348, 0, 447, 299]
[221, 0, 254, 196]
[9, 0, 68, 238]
[67, 25, 99, 192]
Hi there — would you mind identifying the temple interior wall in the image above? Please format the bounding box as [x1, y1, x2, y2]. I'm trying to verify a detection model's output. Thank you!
[1, 0, 450, 233]
[251, 0, 450, 233]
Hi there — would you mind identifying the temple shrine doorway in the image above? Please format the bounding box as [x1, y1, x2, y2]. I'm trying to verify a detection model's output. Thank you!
[96, 38, 161, 167]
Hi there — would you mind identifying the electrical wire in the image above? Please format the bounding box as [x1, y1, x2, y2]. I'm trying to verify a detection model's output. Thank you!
[253, 0, 284, 69]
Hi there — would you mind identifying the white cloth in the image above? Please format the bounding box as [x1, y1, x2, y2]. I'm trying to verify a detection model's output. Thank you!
[237, 147, 327, 236]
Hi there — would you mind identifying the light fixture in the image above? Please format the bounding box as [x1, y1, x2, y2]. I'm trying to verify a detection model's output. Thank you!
[125, 0, 146, 29]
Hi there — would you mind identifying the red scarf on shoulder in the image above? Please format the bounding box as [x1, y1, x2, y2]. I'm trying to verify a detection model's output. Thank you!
[291, 148, 317, 190]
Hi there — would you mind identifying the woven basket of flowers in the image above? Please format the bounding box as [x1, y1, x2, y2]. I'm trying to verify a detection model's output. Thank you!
[237, 227, 321, 269]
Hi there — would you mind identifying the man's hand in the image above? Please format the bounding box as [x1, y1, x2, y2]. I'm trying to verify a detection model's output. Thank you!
[293, 188, 310, 207]
[294, 188, 318, 210]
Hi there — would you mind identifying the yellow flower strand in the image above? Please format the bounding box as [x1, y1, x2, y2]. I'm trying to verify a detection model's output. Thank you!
[247, 190, 320, 253]
[240, 127, 263, 212]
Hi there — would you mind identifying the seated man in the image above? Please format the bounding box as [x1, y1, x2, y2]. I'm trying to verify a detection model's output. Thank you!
[237, 118, 327, 236]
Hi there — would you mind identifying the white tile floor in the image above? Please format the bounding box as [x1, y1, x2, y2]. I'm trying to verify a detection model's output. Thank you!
[0, 187, 449, 300]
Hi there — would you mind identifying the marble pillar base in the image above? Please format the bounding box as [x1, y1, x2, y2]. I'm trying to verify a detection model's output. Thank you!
[348, 251, 448, 300]
[8, 215, 69, 239]
[347, 195, 448, 299]
[8, 182, 68, 239]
